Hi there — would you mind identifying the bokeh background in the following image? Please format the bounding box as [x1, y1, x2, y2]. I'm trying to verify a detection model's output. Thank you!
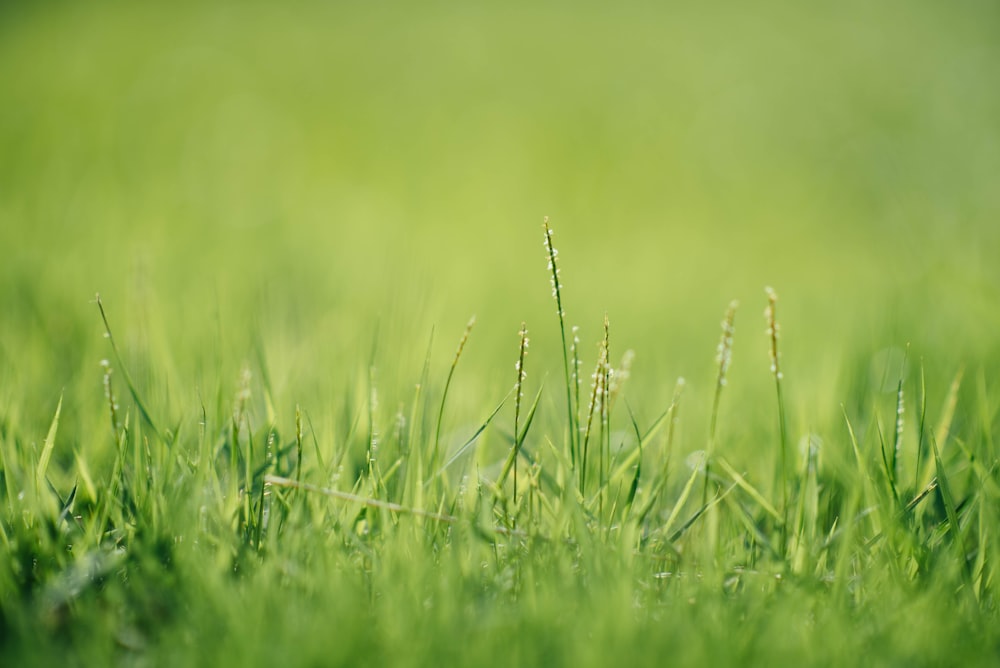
[2, 0, 998, 443]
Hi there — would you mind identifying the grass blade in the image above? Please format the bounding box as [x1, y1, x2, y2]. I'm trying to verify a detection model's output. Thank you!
[433, 317, 475, 473]
[95, 294, 163, 442]
[930, 432, 974, 597]
[498, 384, 544, 489]
[36, 393, 63, 485]
[435, 388, 513, 478]
[715, 456, 782, 523]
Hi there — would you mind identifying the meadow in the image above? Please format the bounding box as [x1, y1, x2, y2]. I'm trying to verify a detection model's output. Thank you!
[1, 0, 999, 665]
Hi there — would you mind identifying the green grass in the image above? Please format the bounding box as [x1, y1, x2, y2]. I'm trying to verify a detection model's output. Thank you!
[2, 0, 1000, 665]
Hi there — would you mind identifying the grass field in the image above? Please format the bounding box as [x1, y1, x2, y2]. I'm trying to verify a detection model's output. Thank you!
[2, 0, 999, 665]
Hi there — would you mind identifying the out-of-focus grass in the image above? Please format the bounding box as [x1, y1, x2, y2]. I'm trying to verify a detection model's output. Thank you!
[3, 1, 998, 354]
[1, 1, 999, 665]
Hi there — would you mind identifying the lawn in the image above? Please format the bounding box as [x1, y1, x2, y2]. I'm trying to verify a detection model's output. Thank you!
[1, 0, 999, 665]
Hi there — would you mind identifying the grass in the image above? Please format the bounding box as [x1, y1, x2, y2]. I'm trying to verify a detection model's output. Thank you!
[2, 222, 998, 666]
[2, 0, 1000, 665]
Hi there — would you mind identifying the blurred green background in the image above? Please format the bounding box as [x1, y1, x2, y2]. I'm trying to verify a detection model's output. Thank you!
[2, 0, 998, 436]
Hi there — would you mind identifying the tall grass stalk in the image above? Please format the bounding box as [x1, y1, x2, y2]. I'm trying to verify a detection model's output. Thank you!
[571, 325, 582, 430]
[765, 287, 789, 549]
[95, 293, 162, 442]
[432, 316, 476, 474]
[512, 323, 529, 504]
[891, 345, 909, 488]
[704, 300, 737, 505]
[599, 314, 611, 513]
[543, 220, 578, 471]
[580, 324, 610, 494]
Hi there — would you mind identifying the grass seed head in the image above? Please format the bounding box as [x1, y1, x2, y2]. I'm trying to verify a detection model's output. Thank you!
[715, 301, 738, 388]
[543, 219, 565, 316]
[765, 287, 782, 380]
